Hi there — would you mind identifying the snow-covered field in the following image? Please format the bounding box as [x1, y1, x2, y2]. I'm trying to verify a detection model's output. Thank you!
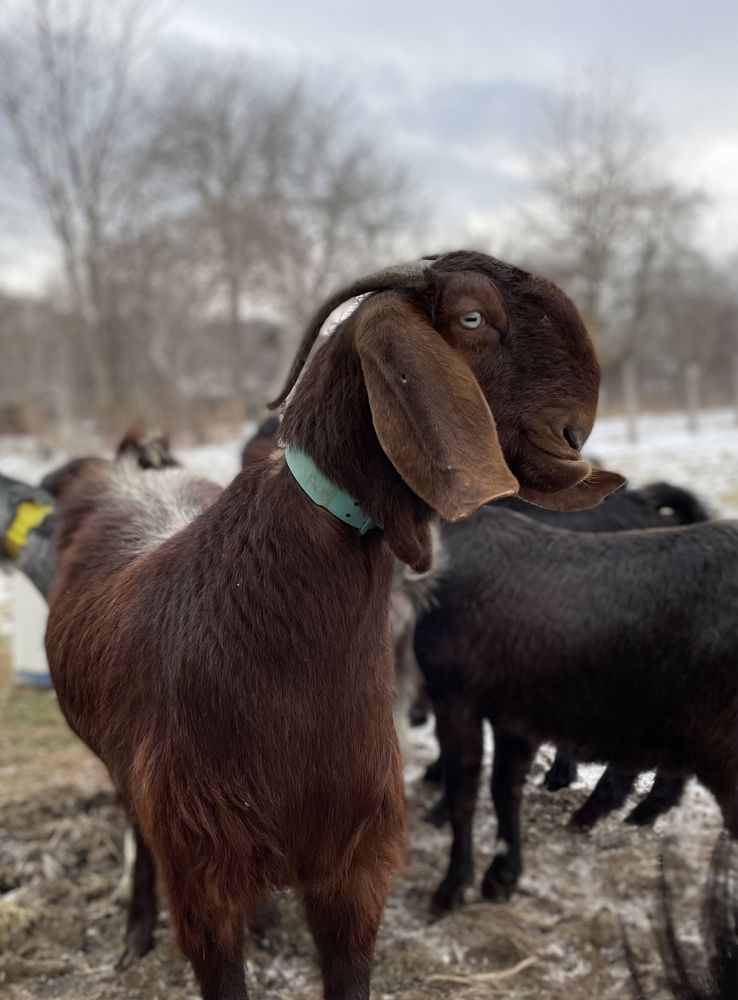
[587, 407, 738, 517]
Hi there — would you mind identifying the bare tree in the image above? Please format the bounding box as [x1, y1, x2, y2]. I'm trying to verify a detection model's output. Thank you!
[522, 70, 705, 438]
[149, 59, 417, 393]
[649, 251, 738, 427]
[0, 0, 170, 429]
[146, 57, 283, 393]
[262, 90, 415, 376]
[0, 11, 420, 435]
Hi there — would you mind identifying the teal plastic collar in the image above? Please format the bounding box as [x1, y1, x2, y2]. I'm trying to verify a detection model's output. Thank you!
[285, 445, 381, 536]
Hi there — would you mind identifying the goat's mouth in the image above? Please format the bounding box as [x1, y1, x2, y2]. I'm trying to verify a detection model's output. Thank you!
[515, 433, 592, 492]
[506, 430, 625, 511]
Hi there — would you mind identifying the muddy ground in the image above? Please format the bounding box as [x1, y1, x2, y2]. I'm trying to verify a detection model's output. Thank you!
[0, 640, 727, 1000]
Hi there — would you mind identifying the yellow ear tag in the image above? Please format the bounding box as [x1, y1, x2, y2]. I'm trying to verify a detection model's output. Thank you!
[3, 500, 54, 558]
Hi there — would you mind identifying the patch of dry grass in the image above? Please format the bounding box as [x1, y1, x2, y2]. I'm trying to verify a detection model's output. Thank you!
[0, 638, 100, 805]
[0, 638, 74, 752]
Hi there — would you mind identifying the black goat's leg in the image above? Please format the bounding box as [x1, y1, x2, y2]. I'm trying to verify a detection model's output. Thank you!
[430, 698, 483, 913]
[481, 729, 536, 902]
[423, 753, 444, 785]
[626, 771, 687, 826]
[423, 749, 449, 827]
[570, 765, 636, 829]
[116, 825, 158, 968]
[409, 683, 432, 728]
[246, 893, 280, 939]
[423, 790, 450, 827]
[542, 748, 578, 791]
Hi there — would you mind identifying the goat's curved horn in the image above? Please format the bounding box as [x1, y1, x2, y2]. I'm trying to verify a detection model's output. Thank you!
[268, 259, 433, 409]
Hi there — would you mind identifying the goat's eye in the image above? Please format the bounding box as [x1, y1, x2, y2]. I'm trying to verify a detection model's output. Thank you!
[459, 311, 484, 329]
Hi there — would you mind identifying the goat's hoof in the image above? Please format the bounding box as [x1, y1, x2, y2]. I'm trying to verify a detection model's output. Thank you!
[115, 932, 155, 970]
[542, 760, 577, 791]
[624, 805, 657, 826]
[568, 809, 597, 831]
[423, 798, 449, 827]
[431, 878, 468, 914]
[481, 863, 518, 903]
[542, 775, 568, 792]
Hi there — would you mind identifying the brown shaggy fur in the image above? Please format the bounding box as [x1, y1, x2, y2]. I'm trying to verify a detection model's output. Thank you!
[45, 252, 621, 1000]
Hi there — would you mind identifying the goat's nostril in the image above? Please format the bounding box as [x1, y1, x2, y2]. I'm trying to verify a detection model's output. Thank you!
[563, 425, 585, 452]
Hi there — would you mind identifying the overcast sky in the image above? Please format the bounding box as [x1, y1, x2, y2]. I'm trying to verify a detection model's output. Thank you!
[169, 1, 738, 249]
[3, 1, 737, 291]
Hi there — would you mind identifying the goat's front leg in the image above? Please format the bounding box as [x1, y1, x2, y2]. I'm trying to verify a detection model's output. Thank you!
[625, 771, 686, 826]
[303, 861, 390, 1000]
[542, 748, 578, 790]
[116, 824, 158, 968]
[165, 872, 247, 1000]
[481, 729, 536, 902]
[187, 927, 247, 1000]
[569, 764, 636, 829]
[430, 697, 483, 913]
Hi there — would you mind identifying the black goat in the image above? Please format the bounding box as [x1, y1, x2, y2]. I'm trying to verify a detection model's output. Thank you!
[1, 426, 180, 599]
[0, 472, 56, 597]
[421, 480, 710, 830]
[505, 480, 710, 826]
[413, 508, 737, 912]
[498, 480, 710, 531]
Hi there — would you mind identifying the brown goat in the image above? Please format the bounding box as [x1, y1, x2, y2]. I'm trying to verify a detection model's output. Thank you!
[40, 421, 180, 503]
[45, 252, 623, 1000]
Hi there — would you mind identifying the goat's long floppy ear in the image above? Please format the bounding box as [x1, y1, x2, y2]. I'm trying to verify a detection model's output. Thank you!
[355, 293, 519, 521]
[517, 468, 626, 512]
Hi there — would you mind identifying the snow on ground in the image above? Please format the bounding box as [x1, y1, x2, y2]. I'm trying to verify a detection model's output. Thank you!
[587, 407, 738, 516]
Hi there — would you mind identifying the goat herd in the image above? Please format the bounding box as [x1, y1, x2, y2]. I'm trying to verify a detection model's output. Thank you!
[1, 251, 736, 999]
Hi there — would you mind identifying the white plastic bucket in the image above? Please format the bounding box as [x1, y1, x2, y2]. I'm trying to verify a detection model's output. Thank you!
[10, 569, 51, 687]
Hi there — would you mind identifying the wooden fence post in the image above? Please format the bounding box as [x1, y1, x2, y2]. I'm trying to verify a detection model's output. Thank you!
[622, 358, 639, 444]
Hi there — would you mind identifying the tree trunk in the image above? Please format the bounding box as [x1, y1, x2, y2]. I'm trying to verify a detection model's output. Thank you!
[621, 357, 639, 444]
[50, 349, 76, 448]
[684, 363, 701, 434]
[227, 271, 242, 397]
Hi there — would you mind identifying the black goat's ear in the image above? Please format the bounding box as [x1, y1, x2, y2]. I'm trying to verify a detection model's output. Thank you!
[355, 292, 519, 521]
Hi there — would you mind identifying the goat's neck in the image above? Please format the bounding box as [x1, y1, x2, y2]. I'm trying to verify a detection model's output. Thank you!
[279, 330, 434, 571]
